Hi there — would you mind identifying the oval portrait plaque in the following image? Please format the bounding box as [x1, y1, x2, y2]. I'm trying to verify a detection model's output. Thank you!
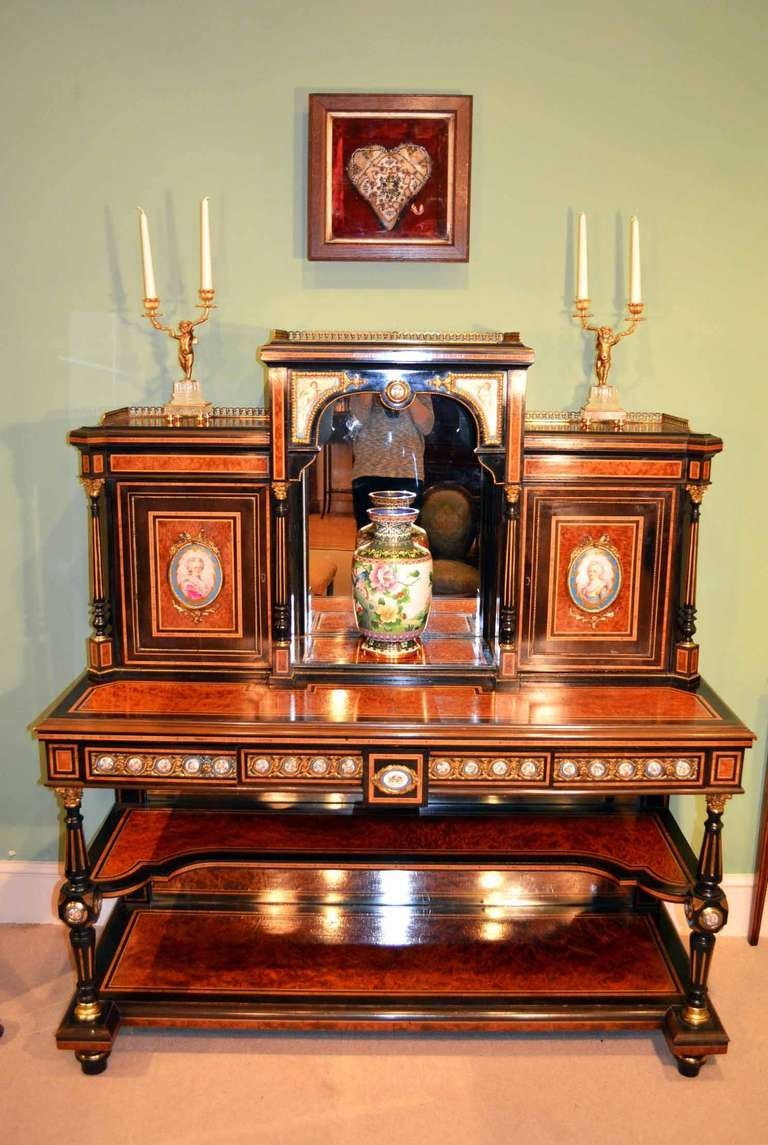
[168, 541, 223, 610]
[567, 541, 622, 614]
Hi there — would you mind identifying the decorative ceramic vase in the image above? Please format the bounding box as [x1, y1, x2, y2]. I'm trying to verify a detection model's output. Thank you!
[357, 490, 428, 546]
[352, 506, 433, 656]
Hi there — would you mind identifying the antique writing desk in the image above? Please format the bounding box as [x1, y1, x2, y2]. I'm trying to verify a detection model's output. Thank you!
[34, 332, 753, 1075]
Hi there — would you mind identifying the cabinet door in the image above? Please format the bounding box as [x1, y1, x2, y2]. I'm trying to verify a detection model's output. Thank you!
[518, 485, 678, 675]
[115, 481, 269, 670]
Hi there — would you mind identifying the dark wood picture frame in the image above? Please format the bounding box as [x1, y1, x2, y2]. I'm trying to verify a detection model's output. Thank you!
[308, 93, 472, 262]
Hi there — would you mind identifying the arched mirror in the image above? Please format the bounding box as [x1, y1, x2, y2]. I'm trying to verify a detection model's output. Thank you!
[303, 391, 485, 670]
[261, 330, 533, 687]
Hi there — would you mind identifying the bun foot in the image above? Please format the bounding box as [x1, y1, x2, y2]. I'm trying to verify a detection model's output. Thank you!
[677, 1054, 704, 1078]
[75, 1050, 110, 1075]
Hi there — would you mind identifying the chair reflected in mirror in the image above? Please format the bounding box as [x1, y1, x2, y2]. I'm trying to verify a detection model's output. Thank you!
[420, 482, 480, 596]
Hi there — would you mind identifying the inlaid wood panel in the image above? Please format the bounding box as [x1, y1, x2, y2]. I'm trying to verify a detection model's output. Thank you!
[524, 457, 683, 480]
[553, 753, 704, 786]
[64, 673, 727, 746]
[91, 809, 692, 891]
[48, 745, 79, 779]
[712, 752, 740, 783]
[367, 752, 425, 804]
[519, 486, 677, 674]
[101, 908, 682, 998]
[116, 482, 269, 669]
[110, 454, 269, 475]
[69, 679, 720, 725]
[86, 748, 237, 783]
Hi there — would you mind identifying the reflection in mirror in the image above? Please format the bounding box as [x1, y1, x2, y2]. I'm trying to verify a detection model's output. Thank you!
[305, 393, 486, 667]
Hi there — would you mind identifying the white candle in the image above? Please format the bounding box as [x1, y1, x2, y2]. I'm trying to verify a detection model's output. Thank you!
[200, 197, 212, 291]
[576, 212, 589, 301]
[138, 208, 157, 299]
[629, 215, 642, 304]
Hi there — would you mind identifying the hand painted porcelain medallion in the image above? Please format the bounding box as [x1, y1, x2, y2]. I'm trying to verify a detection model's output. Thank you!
[567, 535, 622, 613]
[168, 535, 223, 611]
[352, 505, 433, 656]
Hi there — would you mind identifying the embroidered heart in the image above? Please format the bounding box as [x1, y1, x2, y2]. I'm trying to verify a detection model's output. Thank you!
[347, 143, 432, 231]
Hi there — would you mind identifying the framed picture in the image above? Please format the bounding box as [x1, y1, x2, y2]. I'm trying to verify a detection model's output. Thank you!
[308, 93, 472, 262]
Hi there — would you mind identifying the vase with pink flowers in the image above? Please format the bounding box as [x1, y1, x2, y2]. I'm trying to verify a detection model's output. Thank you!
[352, 505, 433, 656]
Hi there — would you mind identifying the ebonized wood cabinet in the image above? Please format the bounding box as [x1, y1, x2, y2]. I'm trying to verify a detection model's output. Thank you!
[34, 333, 753, 1076]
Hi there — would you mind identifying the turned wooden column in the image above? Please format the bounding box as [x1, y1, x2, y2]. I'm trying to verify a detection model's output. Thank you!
[55, 787, 103, 1023]
[498, 366, 526, 682]
[499, 484, 520, 648]
[271, 481, 290, 645]
[682, 793, 730, 1026]
[674, 482, 706, 681]
[269, 364, 292, 677]
[79, 475, 113, 674]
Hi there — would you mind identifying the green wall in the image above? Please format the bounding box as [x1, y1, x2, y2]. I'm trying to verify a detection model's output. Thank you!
[2, 1, 766, 870]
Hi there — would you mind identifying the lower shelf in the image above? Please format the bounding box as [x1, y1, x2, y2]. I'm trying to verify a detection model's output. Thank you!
[58, 898, 729, 1076]
[98, 902, 685, 1016]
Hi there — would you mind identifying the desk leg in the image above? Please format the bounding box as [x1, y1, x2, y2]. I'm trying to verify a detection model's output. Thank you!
[54, 787, 115, 1075]
[666, 793, 731, 1077]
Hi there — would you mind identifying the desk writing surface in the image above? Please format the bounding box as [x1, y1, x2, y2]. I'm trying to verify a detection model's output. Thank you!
[37, 677, 751, 746]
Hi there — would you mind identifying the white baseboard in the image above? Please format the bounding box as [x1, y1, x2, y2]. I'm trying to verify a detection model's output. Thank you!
[1, 862, 766, 936]
[0, 861, 114, 925]
[0, 861, 62, 923]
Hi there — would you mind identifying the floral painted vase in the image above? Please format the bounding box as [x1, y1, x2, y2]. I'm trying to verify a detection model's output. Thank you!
[352, 506, 433, 656]
[357, 490, 428, 546]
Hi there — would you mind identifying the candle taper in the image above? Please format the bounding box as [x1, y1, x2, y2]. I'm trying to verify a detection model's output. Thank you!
[576, 212, 589, 302]
[200, 197, 212, 292]
[138, 208, 157, 301]
[629, 216, 642, 305]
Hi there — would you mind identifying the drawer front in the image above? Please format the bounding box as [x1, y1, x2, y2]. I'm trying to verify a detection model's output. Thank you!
[245, 751, 363, 784]
[116, 481, 269, 669]
[428, 753, 550, 787]
[552, 752, 704, 787]
[518, 485, 678, 674]
[50, 743, 742, 792]
[86, 748, 237, 783]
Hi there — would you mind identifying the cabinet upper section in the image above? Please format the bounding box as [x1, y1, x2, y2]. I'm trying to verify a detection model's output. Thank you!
[68, 329, 721, 689]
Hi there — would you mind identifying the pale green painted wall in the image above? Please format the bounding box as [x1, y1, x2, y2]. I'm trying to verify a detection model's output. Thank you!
[1, 1, 766, 870]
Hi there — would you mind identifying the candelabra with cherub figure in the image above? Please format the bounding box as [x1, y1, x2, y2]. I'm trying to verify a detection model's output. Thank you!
[573, 213, 645, 428]
[138, 198, 215, 423]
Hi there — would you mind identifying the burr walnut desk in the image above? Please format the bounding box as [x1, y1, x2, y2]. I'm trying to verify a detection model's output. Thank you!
[34, 333, 753, 1075]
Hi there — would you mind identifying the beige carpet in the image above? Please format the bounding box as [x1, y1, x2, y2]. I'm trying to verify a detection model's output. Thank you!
[2, 924, 767, 1145]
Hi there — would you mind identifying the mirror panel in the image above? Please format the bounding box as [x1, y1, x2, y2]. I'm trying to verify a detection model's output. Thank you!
[304, 393, 486, 669]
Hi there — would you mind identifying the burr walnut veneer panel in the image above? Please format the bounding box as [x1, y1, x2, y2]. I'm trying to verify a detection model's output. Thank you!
[69, 680, 719, 725]
[101, 908, 681, 999]
[116, 484, 269, 669]
[519, 487, 676, 674]
[90, 808, 692, 894]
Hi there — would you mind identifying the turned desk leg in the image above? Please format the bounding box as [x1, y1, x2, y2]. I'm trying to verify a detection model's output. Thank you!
[683, 794, 730, 1024]
[666, 793, 731, 1077]
[54, 787, 112, 1075]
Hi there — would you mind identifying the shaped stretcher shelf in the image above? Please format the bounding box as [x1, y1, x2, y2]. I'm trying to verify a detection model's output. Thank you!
[90, 807, 695, 900]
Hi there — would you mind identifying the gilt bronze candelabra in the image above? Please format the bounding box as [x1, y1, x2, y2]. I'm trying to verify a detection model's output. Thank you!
[573, 299, 645, 429]
[143, 289, 216, 423]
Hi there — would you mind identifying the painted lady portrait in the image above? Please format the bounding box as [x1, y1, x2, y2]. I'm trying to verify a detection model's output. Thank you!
[169, 541, 223, 610]
[568, 541, 622, 614]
